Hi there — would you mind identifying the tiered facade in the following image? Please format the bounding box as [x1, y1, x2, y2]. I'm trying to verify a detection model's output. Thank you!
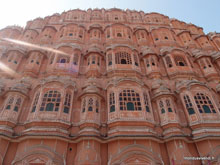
[0, 8, 220, 165]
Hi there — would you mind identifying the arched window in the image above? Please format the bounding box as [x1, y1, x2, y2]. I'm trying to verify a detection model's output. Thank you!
[151, 57, 156, 66]
[92, 56, 96, 64]
[97, 57, 100, 66]
[108, 54, 112, 66]
[88, 98, 93, 111]
[183, 95, 195, 115]
[119, 89, 142, 111]
[200, 59, 206, 69]
[31, 92, 40, 113]
[109, 92, 115, 112]
[165, 56, 172, 68]
[145, 59, 150, 67]
[115, 52, 132, 64]
[166, 99, 173, 112]
[144, 93, 150, 112]
[5, 97, 14, 110]
[63, 93, 71, 114]
[133, 54, 139, 66]
[194, 93, 216, 113]
[14, 98, 21, 112]
[82, 98, 86, 113]
[40, 90, 61, 112]
[174, 56, 187, 66]
[159, 100, 165, 114]
[73, 54, 79, 65]
[87, 57, 90, 65]
[206, 58, 212, 68]
[96, 100, 99, 113]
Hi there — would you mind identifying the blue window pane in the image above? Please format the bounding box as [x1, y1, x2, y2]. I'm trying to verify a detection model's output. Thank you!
[6, 105, 11, 110]
[127, 102, 134, 111]
[188, 108, 195, 115]
[88, 106, 93, 111]
[14, 106, 18, 112]
[46, 103, 54, 111]
[161, 108, 165, 114]
[168, 108, 172, 112]
[63, 106, 69, 113]
[60, 59, 66, 63]
[32, 106, 36, 113]
[202, 105, 211, 113]
[146, 106, 150, 112]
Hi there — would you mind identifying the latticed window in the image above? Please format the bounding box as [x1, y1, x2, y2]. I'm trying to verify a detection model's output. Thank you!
[96, 100, 99, 113]
[133, 54, 139, 66]
[5, 97, 14, 110]
[183, 95, 195, 115]
[88, 98, 93, 111]
[73, 54, 79, 65]
[166, 99, 173, 112]
[194, 93, 216, 113]
[159, 100, 165, 114]
[40, 90, 61, 112]
[115, 52, 132, 64]
[108, 54, 112, 66]
[14, 98, 22, 112]
[165, 56, 172, 68]
[109, 92, 115, 112]
[144, 93, 150, 112]
[82, 98, 86, 113]
[63, 93, 71, 114]
[119, 89, 142, 111]
[31, 92, 40, 113]
[174, 56, 187, 66]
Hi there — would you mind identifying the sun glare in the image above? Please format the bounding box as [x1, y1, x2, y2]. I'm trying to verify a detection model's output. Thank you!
[1, 38, 70, 56]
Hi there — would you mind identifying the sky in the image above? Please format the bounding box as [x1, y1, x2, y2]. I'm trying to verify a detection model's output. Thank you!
[0, 0, 219, 34]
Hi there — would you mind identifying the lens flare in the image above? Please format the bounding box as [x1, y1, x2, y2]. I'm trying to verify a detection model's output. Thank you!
[0, 61, 18, 77]
[1, 38, 70, 56]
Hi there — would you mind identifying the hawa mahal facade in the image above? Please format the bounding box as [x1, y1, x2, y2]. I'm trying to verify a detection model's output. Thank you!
[0, 8, 220, 165]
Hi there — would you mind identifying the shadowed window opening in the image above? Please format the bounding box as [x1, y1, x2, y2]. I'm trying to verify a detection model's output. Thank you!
[121, 59, 127, 64]
[60, 59, 66, 63]
[117, 33, 122, 37]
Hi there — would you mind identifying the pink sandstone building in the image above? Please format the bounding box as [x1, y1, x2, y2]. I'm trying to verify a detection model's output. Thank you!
[0, 8, 220, 165]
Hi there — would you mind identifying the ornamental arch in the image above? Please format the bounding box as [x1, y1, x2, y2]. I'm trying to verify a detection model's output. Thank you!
[109, 144, 163, 165]
[12, 145, 64, 165]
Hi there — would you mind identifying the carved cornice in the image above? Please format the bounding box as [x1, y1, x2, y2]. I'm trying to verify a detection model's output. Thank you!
[175, 79, 210, 92]
[40, 76, 77, 90]
[105, 77, 144, 89]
